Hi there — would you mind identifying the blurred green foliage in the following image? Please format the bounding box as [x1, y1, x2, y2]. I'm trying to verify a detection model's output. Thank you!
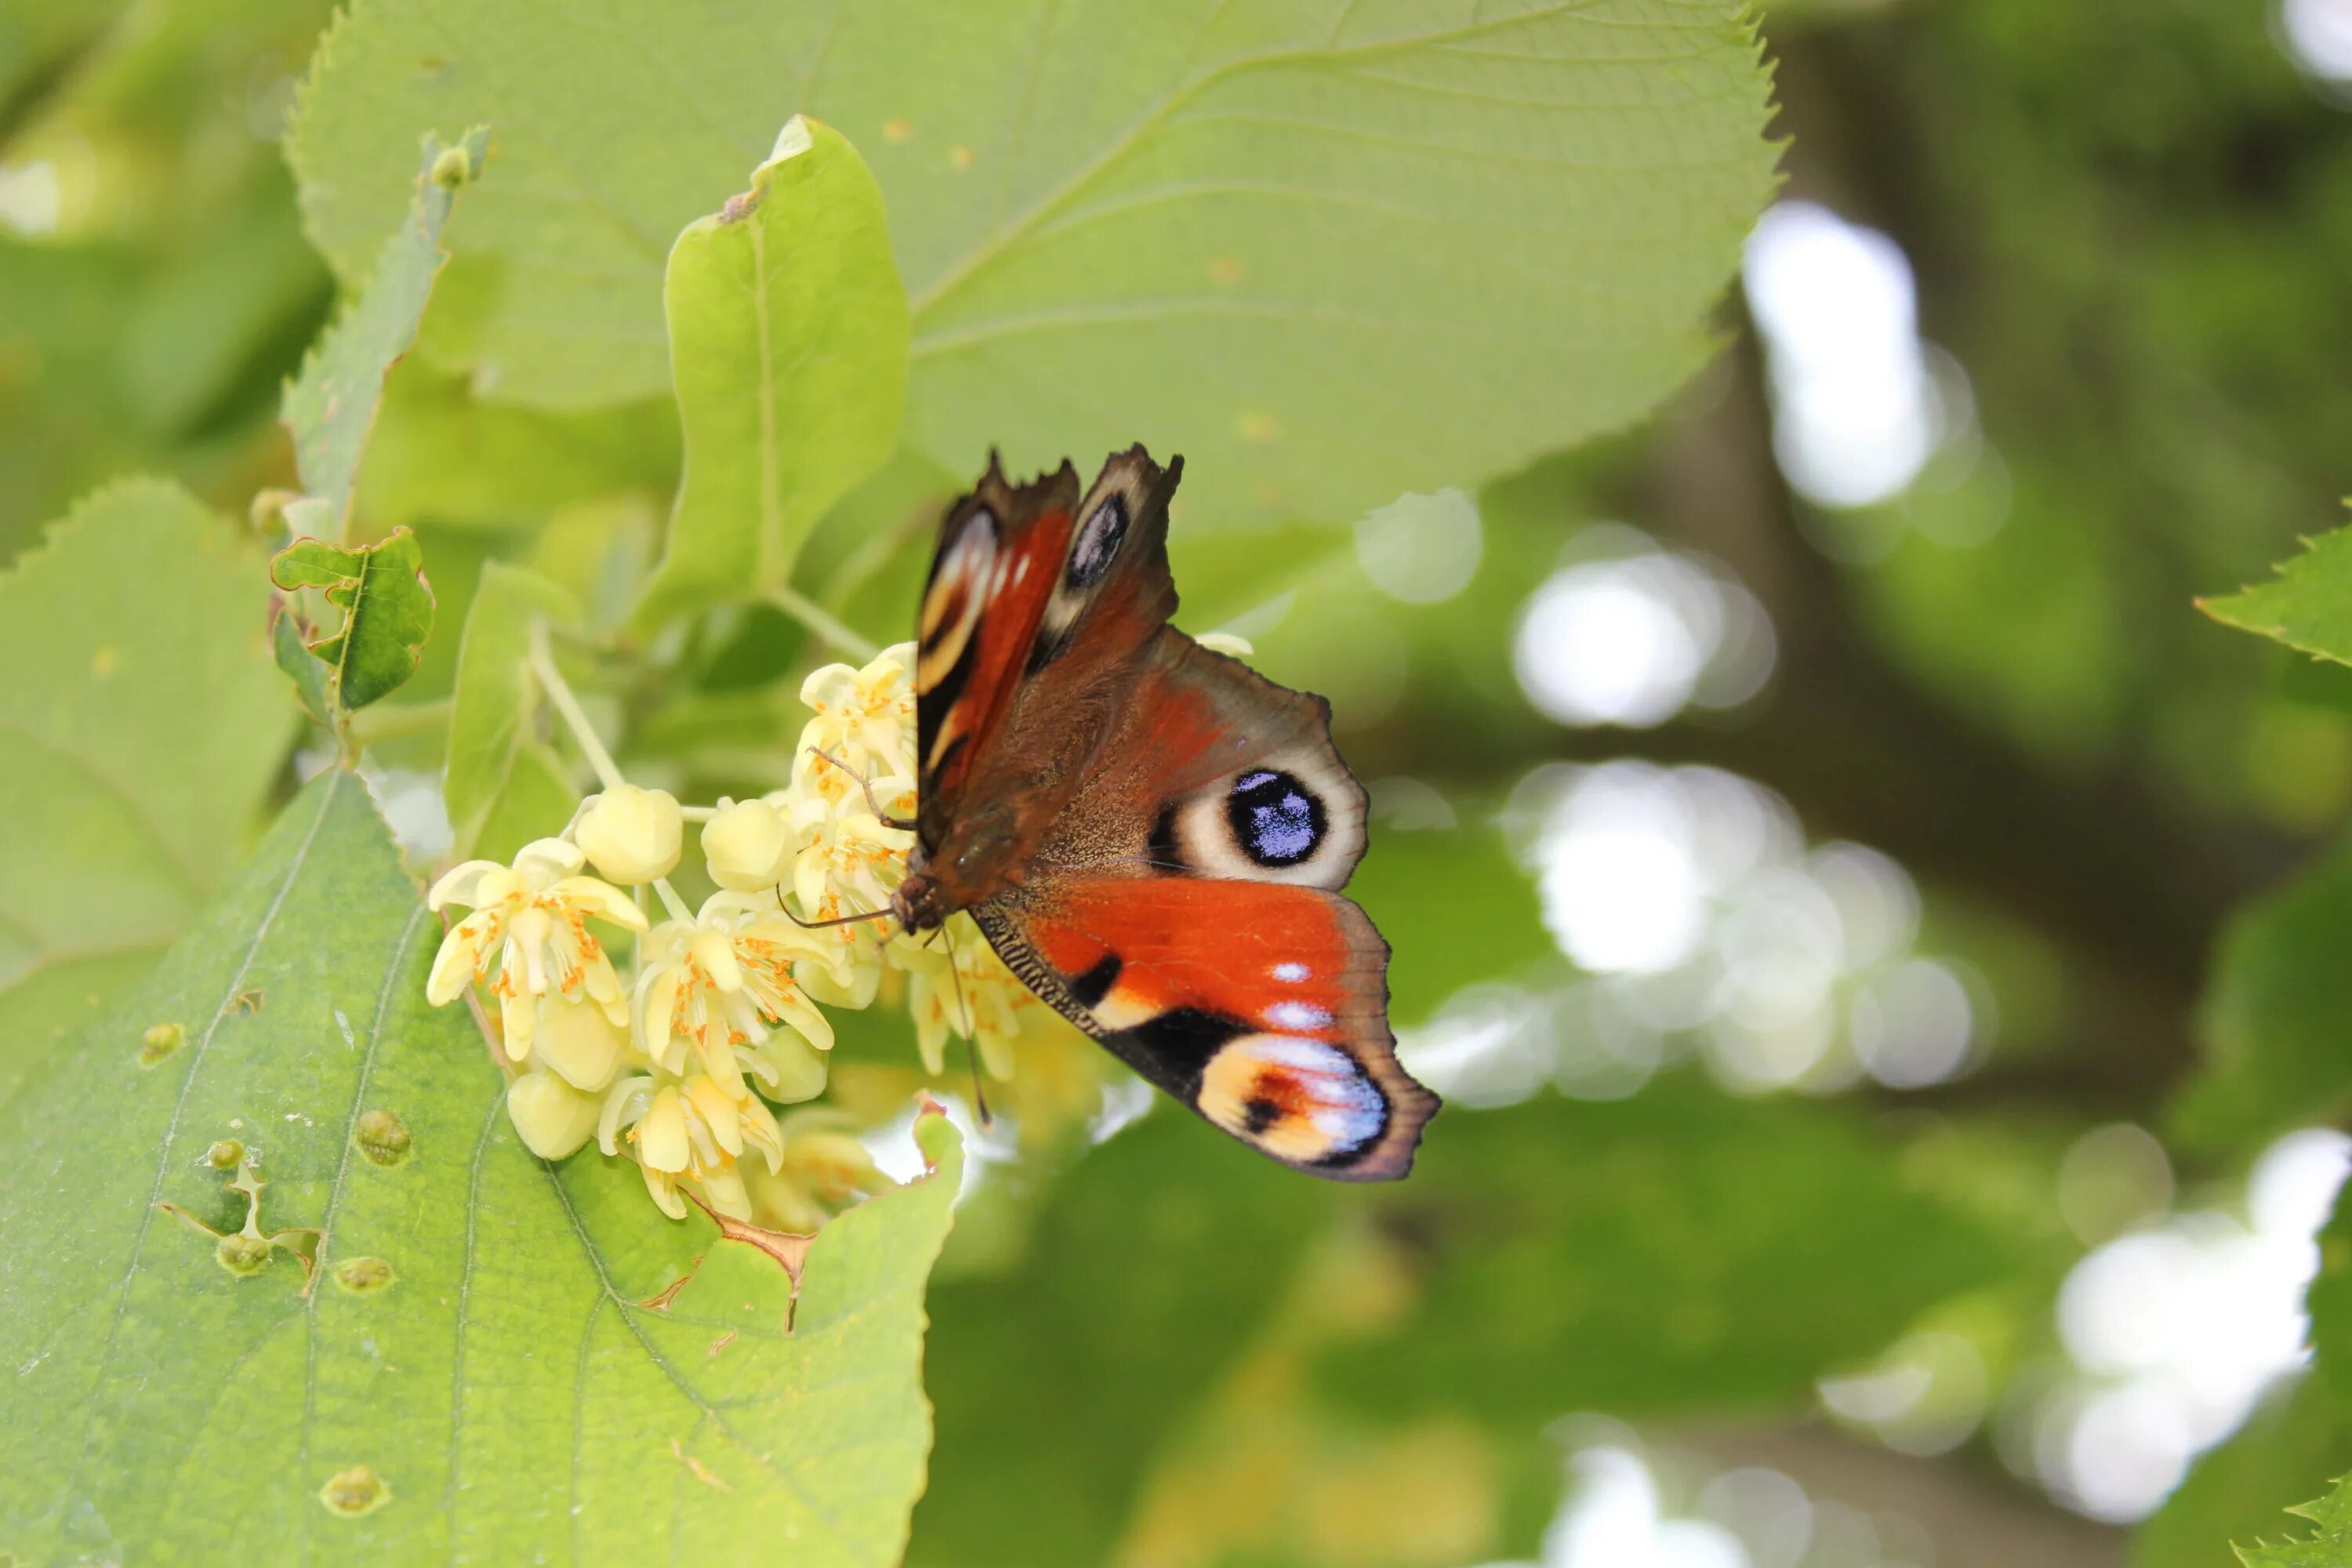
[3, 0, 2352, 1563]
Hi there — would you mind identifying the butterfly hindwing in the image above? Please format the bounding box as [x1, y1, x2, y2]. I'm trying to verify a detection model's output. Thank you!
[975, 877, 1434, 1179]
[1057, 628, 1370, 890]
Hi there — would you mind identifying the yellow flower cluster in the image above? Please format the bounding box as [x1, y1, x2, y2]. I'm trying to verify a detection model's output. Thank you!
[423, 641, 1044, 1232]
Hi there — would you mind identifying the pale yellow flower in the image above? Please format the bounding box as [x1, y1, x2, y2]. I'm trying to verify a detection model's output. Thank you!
[796, 642, 917, 791]
[426, 838, 645, 1059]
[786, 782, 915, 918]
[572, 783, 682, 884]
[531, 993, 629, 1091]
[507, 1069, 604, 1160]
[632, 893, 840, 1100]
[597, 1069, 784, 1220]
[895, 914, 1034, 1080]
[701, 794, 793, 891]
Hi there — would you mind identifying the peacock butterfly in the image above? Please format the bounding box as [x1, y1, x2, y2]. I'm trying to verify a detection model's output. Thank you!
[852, 447, 1438, 1180]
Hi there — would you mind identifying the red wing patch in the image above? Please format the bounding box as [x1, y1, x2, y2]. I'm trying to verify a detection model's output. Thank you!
[975, 877, 1437, 1180]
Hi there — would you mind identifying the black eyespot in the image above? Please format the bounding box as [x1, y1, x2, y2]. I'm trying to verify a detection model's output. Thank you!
[1226, 769, 1325, 867]
[1067, 495, 1127, 587]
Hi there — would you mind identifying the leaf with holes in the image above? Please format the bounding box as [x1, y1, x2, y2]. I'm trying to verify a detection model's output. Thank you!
[0, 770, 965, 1563]
[635, 116, 908, 630]
[270, 527, 436, 712]
[0, 481, 291, 1111]
[287, 0, 1778, 528]
[281, 127, 490, 532]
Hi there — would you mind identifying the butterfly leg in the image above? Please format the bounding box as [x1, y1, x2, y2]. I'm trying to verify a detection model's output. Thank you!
[808, 747, 920, 832]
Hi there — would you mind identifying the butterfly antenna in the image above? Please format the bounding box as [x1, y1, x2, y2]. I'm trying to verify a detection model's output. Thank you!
[806, 747, 918, 832]
[942, 920, 993, 1127]
[779, 898, 896, 930]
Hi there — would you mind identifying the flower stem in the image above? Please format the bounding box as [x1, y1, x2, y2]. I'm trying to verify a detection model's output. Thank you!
[768, 584, 880, 662]
[678, 804, 720, 822]
[528, 622, 626, 793]
[651, 877, 693, 922]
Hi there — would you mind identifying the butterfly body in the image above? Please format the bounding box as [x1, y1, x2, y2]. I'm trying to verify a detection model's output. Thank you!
[896, 448, 1439, 1180]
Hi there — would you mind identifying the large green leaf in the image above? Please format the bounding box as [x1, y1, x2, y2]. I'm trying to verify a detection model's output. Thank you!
[442, 561, 583, 859]
[2171, 829, 2352, 1152]
[282, 127, 491, 534]
[286, 0, 1778, 528]
[2238, 1475, 2352, 1568]
[637, 117, 909, 630]
[2203, 520, 2352, 668]
[0, 771, 965, 1564]
[0, 481, 290, 1109]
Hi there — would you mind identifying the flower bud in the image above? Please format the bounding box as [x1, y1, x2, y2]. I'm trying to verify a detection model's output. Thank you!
[506, 1070, 603, 1160]
[573, 785, 682, 884]
[754, 1032, 830, 1105]
[701, 796, 790, 891]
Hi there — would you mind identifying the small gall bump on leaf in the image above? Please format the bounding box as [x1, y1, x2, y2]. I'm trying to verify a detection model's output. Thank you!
[430, 143, 474, 188]
[720, 191, 757, 224]
[355, 1109, 412, 1166]
[1210, 256, 1245, 286]
[205, 1139, 246, 1171]
[882, 118, 914, 143]
[333, 1255, 396, 1294]
[318, 1465, 392, 1518]
[138, 1022, 185, 1065]
[216, 1233, 272, 1277]
[949, 144, 975, 169]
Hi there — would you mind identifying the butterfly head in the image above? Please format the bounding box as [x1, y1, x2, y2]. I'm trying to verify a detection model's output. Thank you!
[891, 849, 951, 935]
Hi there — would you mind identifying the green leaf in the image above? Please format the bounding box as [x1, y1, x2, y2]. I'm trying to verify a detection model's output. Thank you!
[636, 118, 909, 630]
[0, 771, 965, 1563]
[282, 125, 491, 533]
[2310, 1180, 2352, 1406]
[287, 0, 1779, 528]
[912, 1085, 2017, 1566]
[2139, 1379, 2352, 1568]
[1348, 816, 1551, 1023]
[2237, 1475, 2352, 1567]
[1313, 1082, 2020, 1428]
[358, 368, 680, 534]
[913, 1114, 1333, 1568]
[442, 561, 583, 858]
[271, 599, 335, 727]
[0, 480, 291, 1109]
[270, 526, 437, 712]
[2203, 521, 2352, 666]
[471, 739, 582, 866]
[2172, 828, 2352, 1152]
